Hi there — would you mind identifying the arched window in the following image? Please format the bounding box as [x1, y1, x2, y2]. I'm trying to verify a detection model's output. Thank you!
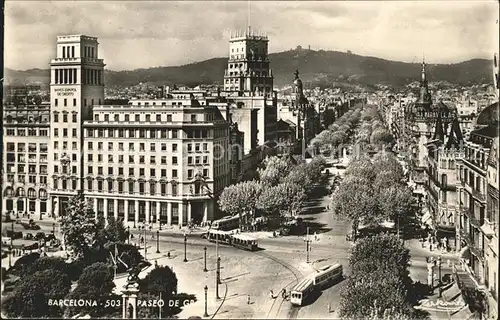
[16, 187, 25, 197]
[27, 188, 37, 199]
[3, 187, 14, 197]
[39, 189, 48, 200]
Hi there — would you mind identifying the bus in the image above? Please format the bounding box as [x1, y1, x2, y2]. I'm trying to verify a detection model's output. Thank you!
[205, 230, 233, 245]
[312, 264, 343, 288]
[211, 215, 240, 231]
[231, 234, 258, 251]
[290, 278, 315, 306]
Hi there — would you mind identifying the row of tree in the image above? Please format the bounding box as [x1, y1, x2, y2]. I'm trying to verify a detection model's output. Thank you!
[338, 233, 420, 319]
[218, 155, 325, 229]
[355, 105, 394, 148]
[310, 103, 363, 153]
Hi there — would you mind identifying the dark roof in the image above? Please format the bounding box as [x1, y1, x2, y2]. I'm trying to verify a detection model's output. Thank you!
[445, 117, 464, 149]
[433, 111, 445, 142]
[475, 101, 499, 126]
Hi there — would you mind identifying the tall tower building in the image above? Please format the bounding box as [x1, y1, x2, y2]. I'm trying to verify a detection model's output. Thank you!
[48, 35, 105, 216]
[223, 27, 273, 94]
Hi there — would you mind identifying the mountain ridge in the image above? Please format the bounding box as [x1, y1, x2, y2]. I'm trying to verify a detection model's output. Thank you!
[4, 49, 493, 89]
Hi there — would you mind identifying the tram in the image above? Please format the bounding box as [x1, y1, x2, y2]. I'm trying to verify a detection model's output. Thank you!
[290, 278, 315, 306]
[231, 234, 259, 251]
[312, 263, 343, 288]
[211, 215, 240, 231]
[205, 230, 233, 245]
[204, 230, 259, 251]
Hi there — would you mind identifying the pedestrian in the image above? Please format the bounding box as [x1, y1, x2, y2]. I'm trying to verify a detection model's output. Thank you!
[140, 236, 144, 245]
[167, 251, 171, 258]
[154, 260, 158, 268]
[151, 233, 155, 240]
[281, 289, 286, 299]
[269, 290, 274, 299]
[327, 303, 331, 313]
[247, 295, 251, 305]
[149, 225, 152, 232]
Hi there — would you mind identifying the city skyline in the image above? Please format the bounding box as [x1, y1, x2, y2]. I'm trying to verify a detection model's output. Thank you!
[4, 0, 499, 71]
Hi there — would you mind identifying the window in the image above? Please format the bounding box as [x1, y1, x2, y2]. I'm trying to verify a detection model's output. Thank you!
[150, 143, 156, 151]
[161, 183, 167, 196]
[150, 183, 156, 195]
[54, 128, 59, 137]
[73, 98, 77, 106]
[146, 115, 151, 122]
[195, 143, 200, 152]
[88, 142, 93, 150]
[128, 181, 134, 194]
[203, 143, 208, 151]
[129, 155, 134, 164]
[172, 144, 178, 152]
[98, 154, 103, 162]
[64, 99, 67, 107]
[108, 142, 113, 151]
[88, 166, 93, 174]
[140, 143, 145, 151]
[172, 157, 178, 165]
[118, 129, 124, 137]
[54, 165, 59, 173]
[172, 184, 178, 196]
[161, 156, 167, 164]
[98, 181, 103, 192]
[108, 129, 114, 138]
[172, 130, 178, 138]
[203, 169, 208, 177]
[129, 143, 134, 151]
[118, 155, 124, 163]
[118, 181, 123, 193]
[135, 114, 140, 122]
[114, 114, 119, 121]
[125, 114, 130, 121]
[63, 129, 68, 137]
[108, 167, 113, 175]
[203, 156, 208, 164]
[139, 156, 145, 164]
[172, 169, 178, 178]
[188, 157, 193, 165]
[139, 168, 145, 176]
[188, 169, 193, 179]
[118, 143, 124, 151]
[191, 114, 197, 122]
[161, 143, 167, 151]
[98, 167, 103, 175]
[161, 169, 167, 177]
[88, 154, 93, 162]
[139, 130, 146, 138]
[139, 182, 145, 194]
[129, 129, 135, 138]
[188, 144, 193, 152]
[72, 166, 77, 174]
[72, 142, 77, 150]
[150, 168, 156, 177]
[87, 180, 93, 191]
[150, 156, 156, 164]
[129, 168, 134, 176]
[98, 142, 103, 150]
[119, 167, 123, 175]
[167, 114, 172, 122]
[108, 181, 113, 192]
[72, 129, 77, 137]
[55, 99, 58, 107]
[156, 115, 161, 122]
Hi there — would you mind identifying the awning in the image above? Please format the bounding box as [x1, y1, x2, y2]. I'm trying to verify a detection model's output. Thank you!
[459, 246, 470, 259]
[480, 224, 495, 238]
[422, 210, 433, 226]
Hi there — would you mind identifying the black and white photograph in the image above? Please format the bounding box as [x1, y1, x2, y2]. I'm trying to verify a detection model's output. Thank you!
[1, 1, 499, 319]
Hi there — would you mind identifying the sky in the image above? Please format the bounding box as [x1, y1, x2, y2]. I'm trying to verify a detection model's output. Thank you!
[4, 0, 499, 71]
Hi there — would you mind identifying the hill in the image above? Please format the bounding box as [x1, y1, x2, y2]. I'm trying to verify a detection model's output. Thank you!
[4, 49, 492, 89]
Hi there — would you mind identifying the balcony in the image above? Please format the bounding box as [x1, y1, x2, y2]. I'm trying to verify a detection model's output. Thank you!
[469, 243, 485, 261]
[472, 188, 486, 203]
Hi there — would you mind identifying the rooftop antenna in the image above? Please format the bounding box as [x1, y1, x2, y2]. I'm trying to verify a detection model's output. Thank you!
[247, 0, 251, 36]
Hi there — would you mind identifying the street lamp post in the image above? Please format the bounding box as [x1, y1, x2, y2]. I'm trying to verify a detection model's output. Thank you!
[183, 234, 188, 262]
[215, 257, 221, 300]
[203, 285, 209, 317]
[8, 245, 12, 268]
[127, 226, 130, 245]
[203, 247, 208, 272]
[144, 227, 147, 261]
[304, 227, 311, 263]
[438, 256, 442, 298]
[156, 230, 160, 253]
[52, 222, 55, 235]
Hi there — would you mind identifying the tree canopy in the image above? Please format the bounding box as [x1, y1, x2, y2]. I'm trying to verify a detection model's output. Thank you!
[2, 269, 71, 318]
